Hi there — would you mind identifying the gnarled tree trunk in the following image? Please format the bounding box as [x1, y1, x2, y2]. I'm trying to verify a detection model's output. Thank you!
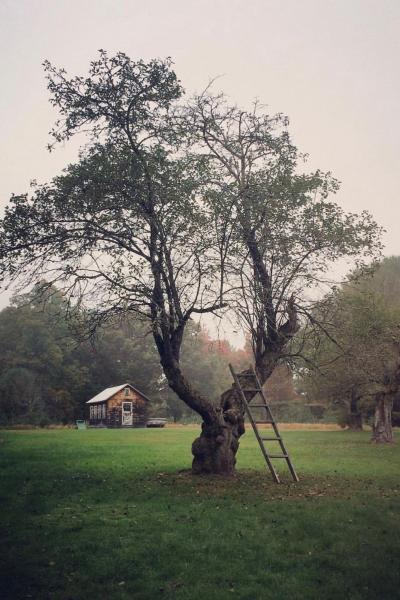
[191, 413, 243, 474]
[191, 385, 245, 475]
[371, 393, 394, 443]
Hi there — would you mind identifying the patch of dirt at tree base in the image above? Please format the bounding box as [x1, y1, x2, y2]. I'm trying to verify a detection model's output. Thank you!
[154, 470, 400, 502]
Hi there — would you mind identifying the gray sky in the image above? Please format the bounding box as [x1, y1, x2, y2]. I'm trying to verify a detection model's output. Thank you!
[1, 0, 399, 325]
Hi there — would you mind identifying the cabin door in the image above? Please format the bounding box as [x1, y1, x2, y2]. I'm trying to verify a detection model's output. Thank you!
[121, 402, 133, 426]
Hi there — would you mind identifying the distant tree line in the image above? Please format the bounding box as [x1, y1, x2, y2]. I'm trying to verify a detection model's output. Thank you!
[0, 284, 316, 426]
[2, 260, 400, 434]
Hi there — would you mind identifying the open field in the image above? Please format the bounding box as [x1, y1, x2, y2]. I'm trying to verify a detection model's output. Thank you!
[0, 428, 399, 600]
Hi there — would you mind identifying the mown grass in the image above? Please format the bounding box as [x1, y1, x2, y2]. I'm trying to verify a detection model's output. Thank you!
[0, 428, 399, 600]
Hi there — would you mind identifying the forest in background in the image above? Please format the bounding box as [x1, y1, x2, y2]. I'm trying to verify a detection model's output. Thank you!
[0, 284, 311, 426]
[2, 256, 400, 428]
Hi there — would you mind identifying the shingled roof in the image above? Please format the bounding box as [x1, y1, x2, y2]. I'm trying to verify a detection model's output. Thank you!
[86, 383, 150, 404]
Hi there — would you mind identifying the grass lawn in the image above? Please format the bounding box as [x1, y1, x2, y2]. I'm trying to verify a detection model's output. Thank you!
[0, 427, 399, 600]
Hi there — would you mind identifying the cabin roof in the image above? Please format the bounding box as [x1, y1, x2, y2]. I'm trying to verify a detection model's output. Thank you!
[86, 383, 150, 404]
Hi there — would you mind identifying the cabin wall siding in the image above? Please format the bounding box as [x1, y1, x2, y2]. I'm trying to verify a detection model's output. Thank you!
[106, 407, 122, 428]
[88, 386, 148, 428]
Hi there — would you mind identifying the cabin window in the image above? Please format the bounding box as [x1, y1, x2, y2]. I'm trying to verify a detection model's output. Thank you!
[124, 387, 130, 396]
[90, 404, 106, 419]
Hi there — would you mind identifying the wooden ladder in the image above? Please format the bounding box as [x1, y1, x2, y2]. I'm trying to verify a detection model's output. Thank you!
[229, 364, 299, 483]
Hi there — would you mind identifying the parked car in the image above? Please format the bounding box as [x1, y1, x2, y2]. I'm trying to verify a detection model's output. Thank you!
[146, 418, 167, 428]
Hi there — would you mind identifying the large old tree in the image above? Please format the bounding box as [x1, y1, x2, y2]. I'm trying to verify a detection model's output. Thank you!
[0, 52, 382, 473]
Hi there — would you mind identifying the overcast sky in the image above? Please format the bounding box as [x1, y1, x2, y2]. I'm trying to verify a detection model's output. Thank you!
[1, 0, 399, 329]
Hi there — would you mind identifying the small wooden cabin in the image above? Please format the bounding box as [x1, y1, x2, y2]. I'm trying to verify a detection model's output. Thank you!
[86, 383, 149, 428]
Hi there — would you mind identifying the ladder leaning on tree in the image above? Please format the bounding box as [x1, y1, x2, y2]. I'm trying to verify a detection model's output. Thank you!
[229, 364, 299, 484]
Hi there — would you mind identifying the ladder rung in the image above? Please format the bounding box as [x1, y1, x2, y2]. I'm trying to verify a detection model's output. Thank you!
[261, 436, 281, 440]
[241, 388, 262, 393]
[268, 454, 288, 459]
[249, 404, 267, 408]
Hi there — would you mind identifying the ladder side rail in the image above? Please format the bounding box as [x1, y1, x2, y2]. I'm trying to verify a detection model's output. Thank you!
[250, 366, 300, 483]
[248, 367, 282, 436]
[250, 366, 279, 421]
[229, 365, 280, 483]
[285, 456, 300, 482]
[230, 364, 299, 483]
